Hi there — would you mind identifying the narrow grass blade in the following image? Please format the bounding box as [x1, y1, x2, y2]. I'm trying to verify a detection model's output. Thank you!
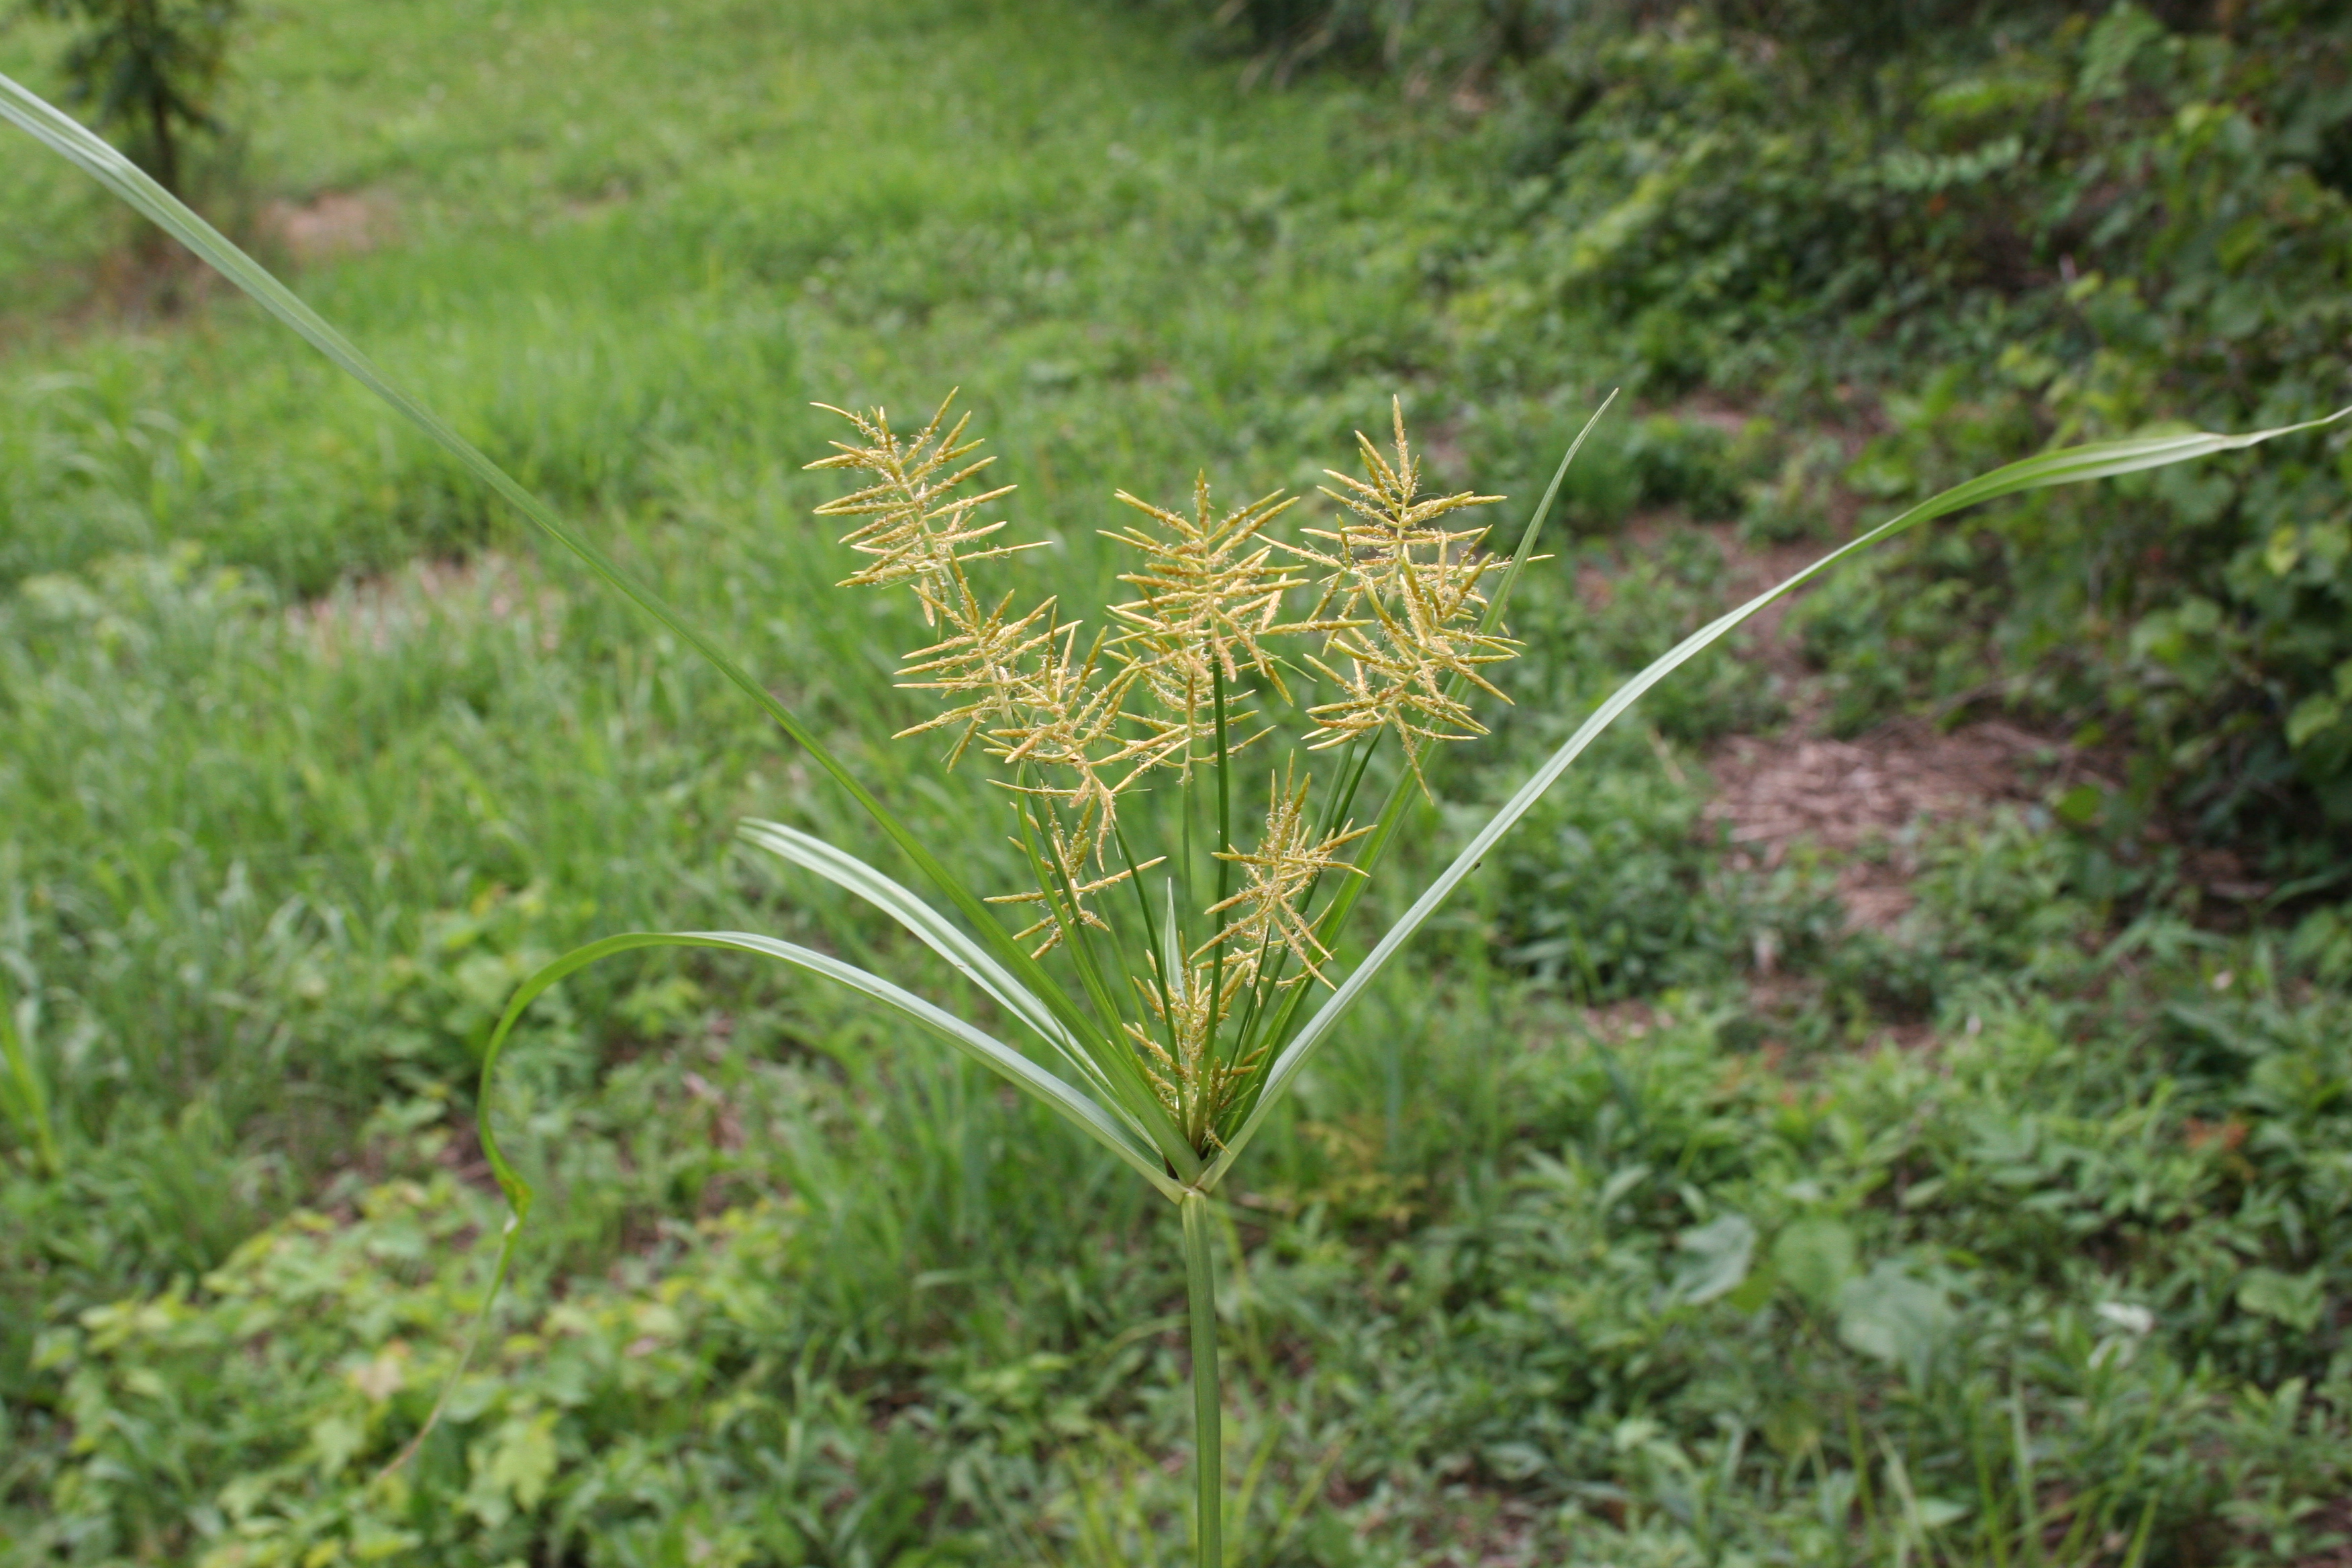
[2012, 1380, 2043, 1568]
[2118, 1494, 2159, 1568]
[1480, 389, 1617, 637]
[734, 819, 1122, 1101]
[477, 932, 1181, 1205]
[0, 978, 61, 1177]
[1202, 405, 2352, 1187]
[0, 72, 1091, 1060]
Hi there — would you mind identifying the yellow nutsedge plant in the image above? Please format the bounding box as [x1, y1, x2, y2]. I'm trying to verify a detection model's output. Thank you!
[746, 390, 1562, 1561]
[11, 68, 2349, 1568]
[807, 393, 1512, 1160]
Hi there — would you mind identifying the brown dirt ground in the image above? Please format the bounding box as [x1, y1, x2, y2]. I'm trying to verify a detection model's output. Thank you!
[261, 191, 389, 263]
[1583, 518, 2096, 932]
[1613, 518, 2265, 936]
[1705, 716, 2104, 930]
[289, 553, 567, 660]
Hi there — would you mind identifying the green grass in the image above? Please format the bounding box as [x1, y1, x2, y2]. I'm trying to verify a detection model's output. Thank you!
[1, 0, 1482, 593]
[5, 0, 2352, 1562]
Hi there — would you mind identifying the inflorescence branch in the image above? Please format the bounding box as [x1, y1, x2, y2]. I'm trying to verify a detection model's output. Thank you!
[807, 393, 1511, 1155]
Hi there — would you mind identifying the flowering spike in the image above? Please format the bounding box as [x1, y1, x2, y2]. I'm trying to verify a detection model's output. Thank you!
[808, 393, 1046, 611]
[1199, 763, 1369, 982]
[1284, 397, 1515, 778]
[1101, 478, 1303, 777]
[806, 391, 1518, 1155]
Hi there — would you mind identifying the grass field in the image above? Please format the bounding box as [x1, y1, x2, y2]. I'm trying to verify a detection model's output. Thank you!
[5, 1, 2351, 1564]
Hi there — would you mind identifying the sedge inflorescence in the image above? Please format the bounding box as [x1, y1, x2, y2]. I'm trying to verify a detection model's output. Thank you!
[809, 393, 1512, 1152]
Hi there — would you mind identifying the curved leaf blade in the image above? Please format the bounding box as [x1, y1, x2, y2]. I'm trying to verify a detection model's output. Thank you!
[0, 71, 1099, 1066]
[736, 819, 1138, 1116]
[477, 932, 1181, 1206]
[1202, 405, 2352, 1188]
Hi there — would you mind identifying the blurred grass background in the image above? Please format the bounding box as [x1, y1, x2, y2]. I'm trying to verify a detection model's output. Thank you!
[3, 0, 2351, 1563]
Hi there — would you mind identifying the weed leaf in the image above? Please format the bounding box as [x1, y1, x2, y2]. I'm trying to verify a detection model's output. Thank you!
[1202, 402, 2352, 1186]
[0, 70, 1092, 1064]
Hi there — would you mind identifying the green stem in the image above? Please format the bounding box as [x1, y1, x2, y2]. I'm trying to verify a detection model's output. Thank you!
[1214, 668, 1234, 891]
[1180, 1190, 1224, 1568]
[1012, 795, 1200, 1181]
[1222, 730, 1381, 1090]
[1112, 817, 1185, 1071]
[2010, 1380, 2041, 1568]
[1208, 665, 1233, 1061]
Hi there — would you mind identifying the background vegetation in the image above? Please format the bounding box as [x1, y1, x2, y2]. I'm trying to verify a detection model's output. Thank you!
[1150, 0, 2352, 838]
[2, 0, 2349, 1563]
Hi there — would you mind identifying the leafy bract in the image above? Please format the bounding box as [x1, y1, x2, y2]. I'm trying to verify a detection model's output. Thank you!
[1199, 403, 2352, 1185]
[0, 68, 1113, 1142]
[473, 935, 1185, 1269]
[734, 820, 1115, 1106]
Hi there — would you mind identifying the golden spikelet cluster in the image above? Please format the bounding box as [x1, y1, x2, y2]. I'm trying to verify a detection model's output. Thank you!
[1119, 765, 1369, 1145]
[1102, 478, 1302, 777]
[809, 393, 1037, 609]
[983, 802, 1159, 957]
[813, 394, 1141, 859]
[1289, 399, 1512, 787]
[807, 391, 1517, 1150]
[1125, 958, 1263, 1146]
[1200, 763, 1369, 984]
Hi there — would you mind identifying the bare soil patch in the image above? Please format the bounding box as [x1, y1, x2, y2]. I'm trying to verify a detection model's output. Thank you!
[1706, 717, 2104, 929]
[1694, 520, 2115, 931]
[262, 191, 390, 263]
[1683, 518, 2258, 931]
[290, 552, 565, 659]
[1, 185, 387, 348]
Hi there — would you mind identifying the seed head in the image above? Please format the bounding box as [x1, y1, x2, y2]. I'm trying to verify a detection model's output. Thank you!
[808, 390, 1518, 1157]
[1126, 958, 1265, 1148]
[1199, 764, 1369, 983]
[807, 392, 1041, 616]
[1103, 477, 1302, 775]
[1287, 398, 1516, 784]
[985, 803, 1160, 957]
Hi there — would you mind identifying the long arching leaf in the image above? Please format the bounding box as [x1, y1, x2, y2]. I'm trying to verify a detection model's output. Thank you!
[0, 71, 1103, 1069]
[1201, 405, 2352, 1189]
[736, 819, 1139, 1118]
[475, 931, 1181, 1206]
[738, 820, 1072, 1048]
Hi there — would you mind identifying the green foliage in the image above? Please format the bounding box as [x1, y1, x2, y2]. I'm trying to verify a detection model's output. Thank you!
[1487, 745, 1842, 1002]
[17, 0, 237, 195]
[0, 973, 59, 1179]
[1156, 0, 2352, 838]
[0, 231, 803, 592]
[6, 0, 2352, 1561]
[21, 881, 2352, 1563]
[1464, 530, 1834, 1003]
[1471, 0, 2352, 834]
